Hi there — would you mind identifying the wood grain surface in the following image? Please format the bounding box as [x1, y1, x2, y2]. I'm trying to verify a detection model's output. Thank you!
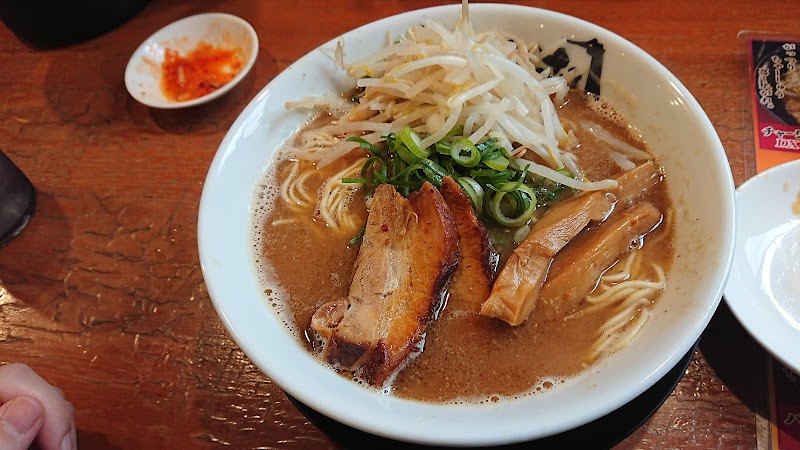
[0, 0, 784, 448]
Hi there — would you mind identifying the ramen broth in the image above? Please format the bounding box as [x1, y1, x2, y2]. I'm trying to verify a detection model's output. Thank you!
[254, 91, 674, 402]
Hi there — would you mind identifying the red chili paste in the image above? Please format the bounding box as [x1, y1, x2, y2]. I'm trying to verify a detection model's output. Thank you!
[161, 42, 242, 102]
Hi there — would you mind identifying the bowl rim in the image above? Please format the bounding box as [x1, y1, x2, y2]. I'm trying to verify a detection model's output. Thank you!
[198, 3, 736, 446]
[124, 12, 259, 109]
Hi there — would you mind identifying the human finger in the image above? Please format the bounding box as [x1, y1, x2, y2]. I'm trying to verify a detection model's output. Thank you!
[0, 364, 76, 450]
[0, 395, 44, 450]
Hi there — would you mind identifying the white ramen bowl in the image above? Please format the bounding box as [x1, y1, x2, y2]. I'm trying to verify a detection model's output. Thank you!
[124, 13, 258, 109]
[198, 4, 735, 446]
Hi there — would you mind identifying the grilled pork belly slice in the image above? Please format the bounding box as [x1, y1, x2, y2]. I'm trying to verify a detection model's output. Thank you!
[440, 177, 498, 313]
[537, 201, 663, 321]
[311, 182, 459, 386]
[480, 191, 612, 326]
[310, 298, 348, 343]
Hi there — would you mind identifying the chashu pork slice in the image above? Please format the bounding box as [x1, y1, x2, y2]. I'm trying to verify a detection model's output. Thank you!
[439, 177, 498, 313]
[609, 160, 661, 207]
[537, 201, 663, 321]
[477, 161, 662, 326]
[311, 182, 459, 386]
[480, 191, 613, 326]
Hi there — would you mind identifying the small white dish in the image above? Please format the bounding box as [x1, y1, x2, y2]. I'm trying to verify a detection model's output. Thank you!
[124, 13, 258, 109]
[725, 159, 800, 373]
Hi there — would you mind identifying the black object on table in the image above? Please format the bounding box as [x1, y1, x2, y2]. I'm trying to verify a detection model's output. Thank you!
[0, 150, 36, 247]
[0, 0, 150, 48]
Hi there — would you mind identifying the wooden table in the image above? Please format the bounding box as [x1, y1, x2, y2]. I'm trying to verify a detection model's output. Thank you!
[0, 0, 785, 448]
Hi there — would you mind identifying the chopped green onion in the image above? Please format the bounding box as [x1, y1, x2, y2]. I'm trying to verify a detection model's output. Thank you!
[476, 138, 499, 156]
[488, 184, 536, 227]
[456, 176, 485, 213]
[349, 227, 366, 245]
[394, 162, 423, 180]
[341, 129, 558, 229]
[342, 177, 372, 184]
[470, 168, 513, 185]
[443, 125, 464, 138]
[392, 152, 405, 176]
[487, 166, 528, 193]
[506, 150, 521, 171]
[346, 136, 381, 154]
[450, 138, 481, 167]
[420, 158, 448, 188]
[393, 162, 424, 196]
[480, 148, 503, 161]
[395, 143, 418, 164]
[361, 156, 388, 182]
[399, 127, 431, 159]
[483, 154, 509, 171]
[384, 132, 398, 150]
[441, 158, 455, 174]
[435, 141, 452, 155]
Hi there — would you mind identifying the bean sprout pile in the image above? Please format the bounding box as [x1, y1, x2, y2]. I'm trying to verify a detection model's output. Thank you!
[280, 0, 623, 235]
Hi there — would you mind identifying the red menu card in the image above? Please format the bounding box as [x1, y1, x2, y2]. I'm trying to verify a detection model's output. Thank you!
[747, 36, 800, 172]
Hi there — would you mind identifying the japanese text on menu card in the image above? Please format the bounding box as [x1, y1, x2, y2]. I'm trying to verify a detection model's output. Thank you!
[749, 39, 800, 172]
